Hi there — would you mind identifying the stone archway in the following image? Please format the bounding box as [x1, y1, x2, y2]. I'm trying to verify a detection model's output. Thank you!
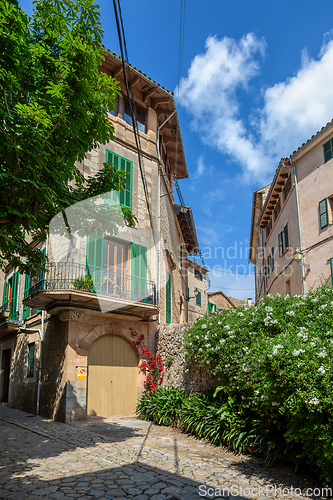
[86, 334, 138, 417]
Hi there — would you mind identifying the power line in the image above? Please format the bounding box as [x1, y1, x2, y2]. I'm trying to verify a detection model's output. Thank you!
[112, 0, 156, 246]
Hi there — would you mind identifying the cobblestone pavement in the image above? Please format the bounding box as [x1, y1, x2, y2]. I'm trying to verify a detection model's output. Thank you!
[0, 405, 323, 500]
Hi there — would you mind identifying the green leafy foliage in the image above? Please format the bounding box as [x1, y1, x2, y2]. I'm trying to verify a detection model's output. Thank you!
[0, 0, 135, 274]
[71, 275, 94, 292]
[138, 286, 333, 485]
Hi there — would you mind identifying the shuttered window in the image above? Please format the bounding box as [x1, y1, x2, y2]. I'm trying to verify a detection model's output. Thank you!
[208, 301, 211, 313]
[86, 235, 147, 300]
[278, 225, 289, 257]
[271, 247, 275, 270]
[27, 343, 35, 378]
[23, 275, 32, 320]
[105, 150, 132, 209]
[2, 280, 8, 307]
[9, 272, 19, 321]
[196, 291, 201, 306]
[166, 270, 171, 324]
[323, 138, 333, 163]
[214, 304, 217, 313]
[319, 198, 329, 229]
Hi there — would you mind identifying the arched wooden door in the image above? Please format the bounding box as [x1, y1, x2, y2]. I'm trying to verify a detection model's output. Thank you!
[87, 335, 138, 416]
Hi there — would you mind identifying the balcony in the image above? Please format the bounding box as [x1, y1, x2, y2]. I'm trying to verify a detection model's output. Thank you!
[23, 262, 158, 319]
[0, 303, 20, 337]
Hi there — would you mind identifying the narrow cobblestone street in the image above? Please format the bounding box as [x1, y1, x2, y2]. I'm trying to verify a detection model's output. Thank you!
[0, 405, 321, 500]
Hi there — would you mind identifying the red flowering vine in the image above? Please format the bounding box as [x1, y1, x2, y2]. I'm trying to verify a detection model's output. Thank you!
[130, 330, 164, 393]
[140, 345, 164, 393]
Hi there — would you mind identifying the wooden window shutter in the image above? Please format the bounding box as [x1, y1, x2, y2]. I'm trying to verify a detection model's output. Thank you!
[271, 247, 274, 270]
[105, 150, 132, 209]
[2, 280, 8, 307]
[284, 224, 289, 250]
[208, 301, 211, 313]
[86, 236, 103, 294]
[323, 139, 333, 163]
[319, 198, 329, 229]
[278, 232, 284, 257]
[196, 291, 201, 306]
[214, 304, 217, 313]
[165, 270, 171, 324]
[131, 243, 147, 299]
[180, 245, 182, 268]
[23, 275, 32, 320]
[10, 271, 19, 321]
[330, 258, 333, 286]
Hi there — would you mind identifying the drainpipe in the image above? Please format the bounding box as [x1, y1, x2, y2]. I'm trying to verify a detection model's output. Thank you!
[282, 158, 305, 295]
[157, 109, 177, 324]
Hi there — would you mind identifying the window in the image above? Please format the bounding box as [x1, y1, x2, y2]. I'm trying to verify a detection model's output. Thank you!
[274, 199, 281, 221]
[266, 219, 272, 238]
[330, 258, 333, 286]
[27, 343, 35, 378]
[278, 224, 289, 257]
[271, 247, 275, 271]
[283, 177, 291, 202]
[180, 245, 184, 268]
[323, 138, 333, 163]
[105, 151, 132, 209]
[166, 270, 171, 323]
[124, 97, 146, 133]
[194, 269, 203, 281]
[2, 271, 19, 321]
[319, 198, 329, 229]
[196, 291, 201, 306]
[86, 236, 147, 299]
[266, 255, 271, 276]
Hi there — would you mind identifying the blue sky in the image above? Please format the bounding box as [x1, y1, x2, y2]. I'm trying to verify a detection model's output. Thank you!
[20, 0, 333, 300]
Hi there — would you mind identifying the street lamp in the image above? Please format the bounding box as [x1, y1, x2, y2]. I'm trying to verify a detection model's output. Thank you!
[187, 288, 199, 300]
[293, 248, 311, 270]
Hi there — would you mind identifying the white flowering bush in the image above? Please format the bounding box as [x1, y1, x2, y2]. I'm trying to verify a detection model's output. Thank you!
[184, 285, 333, 485]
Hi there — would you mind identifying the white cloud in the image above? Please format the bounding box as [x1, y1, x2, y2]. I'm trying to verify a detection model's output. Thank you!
[192, 155, 214, 179]
[178, 34, 333, 184]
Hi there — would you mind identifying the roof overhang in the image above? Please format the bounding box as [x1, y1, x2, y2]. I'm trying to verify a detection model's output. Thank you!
[174, 204, 198, 253]
[101, 50, 188, 179]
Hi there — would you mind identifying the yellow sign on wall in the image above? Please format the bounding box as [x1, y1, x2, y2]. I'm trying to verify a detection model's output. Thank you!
[77, 366, 87, 379]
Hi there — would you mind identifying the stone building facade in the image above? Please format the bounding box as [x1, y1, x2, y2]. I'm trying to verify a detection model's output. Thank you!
[0, 52, 203, 421]
[249, 120, 333, 300]
[187, 260, 208, 322]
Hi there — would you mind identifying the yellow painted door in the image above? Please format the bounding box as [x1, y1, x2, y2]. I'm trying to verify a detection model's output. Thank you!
[87, 335, 138, 416]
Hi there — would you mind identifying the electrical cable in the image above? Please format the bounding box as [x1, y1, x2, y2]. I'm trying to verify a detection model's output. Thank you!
[112, 0, 156, 247]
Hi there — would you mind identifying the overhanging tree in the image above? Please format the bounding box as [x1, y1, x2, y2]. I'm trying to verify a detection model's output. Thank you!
[0, 0, 135, 274]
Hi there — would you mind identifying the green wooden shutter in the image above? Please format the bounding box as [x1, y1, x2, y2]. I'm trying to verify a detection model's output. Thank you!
[180, 245, 183, 268]
[23, 275, 32, 320]
[86, 236, 103, 294]
[271, 247, 274, 270]
[106, 150, 132, 209]
[131, 243, 147, 300]
[165, 270, 171, 324]
[323, 139, 333, 163]
[278, 232, 284, 257]
[196, 291, 201, 306]
[214, 304, 217, 313]
[330, 258, 333, 286]
[2, 280, 8, 307]
[319, 198, 329, 229]
[10, 271, 19, 321]
[208, 301, 211, 313]
[284, 224, 289, 250]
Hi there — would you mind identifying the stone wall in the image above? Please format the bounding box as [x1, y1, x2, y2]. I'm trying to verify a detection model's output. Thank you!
[156, 323, 214, 393]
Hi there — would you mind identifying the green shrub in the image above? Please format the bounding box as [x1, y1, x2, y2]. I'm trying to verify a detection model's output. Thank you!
[71, 275, 94, 292]
[137, 285, 333, 486]
[136, 387, 184, 426]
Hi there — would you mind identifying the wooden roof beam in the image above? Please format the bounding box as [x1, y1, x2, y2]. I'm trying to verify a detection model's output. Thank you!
[151, 97, 171, 109]
[143, 87, 158, 103]
[113, 65, 123, 79]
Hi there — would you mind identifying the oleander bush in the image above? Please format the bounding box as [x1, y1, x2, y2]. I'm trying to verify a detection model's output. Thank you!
[136, 284, 333, 486]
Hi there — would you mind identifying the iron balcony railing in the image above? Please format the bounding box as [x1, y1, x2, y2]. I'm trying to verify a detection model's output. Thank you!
[27, 262, 156, 305]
